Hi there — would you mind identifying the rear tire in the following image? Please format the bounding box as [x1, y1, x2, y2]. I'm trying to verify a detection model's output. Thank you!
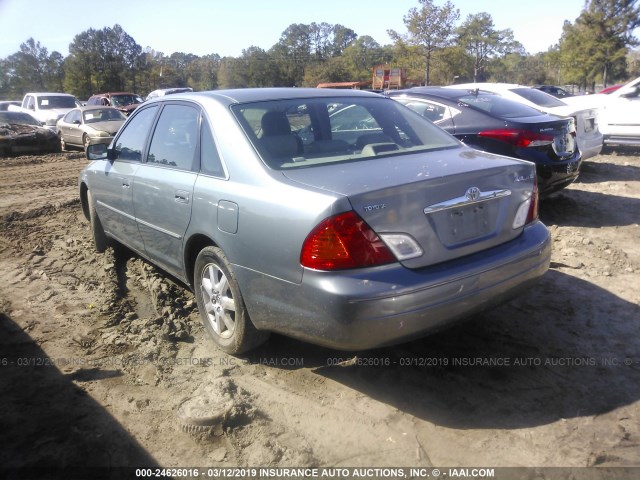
[194, 246, 268, 355]
[87, 190, 109, 253]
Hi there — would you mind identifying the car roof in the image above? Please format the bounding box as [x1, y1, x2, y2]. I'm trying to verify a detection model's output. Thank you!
[145, 87, 384, 107]
[70, 105, 121, 112]
[388, 86, 498, 100]
[91, 92, 135, 96]
[450, 83, 523, 92]
[25, 92, 77, 97]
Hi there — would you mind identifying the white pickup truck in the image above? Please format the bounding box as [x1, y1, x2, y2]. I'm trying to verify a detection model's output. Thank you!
[8, 92, 81, 132]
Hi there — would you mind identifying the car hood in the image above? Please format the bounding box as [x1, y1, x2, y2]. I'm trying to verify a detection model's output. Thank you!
[282, 146, 537, 269]
[40, 108, 74, 119]
[86, 120, 125, 134]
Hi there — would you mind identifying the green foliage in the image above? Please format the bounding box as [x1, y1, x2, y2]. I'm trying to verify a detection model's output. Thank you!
[559, 0, 640, 88]
[1, 38, 64, 98]
[457, 12, 518, 82]
[388, 0, 460, 85]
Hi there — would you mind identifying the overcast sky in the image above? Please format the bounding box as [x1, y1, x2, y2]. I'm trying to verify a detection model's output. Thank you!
[0, 0, 603, 59]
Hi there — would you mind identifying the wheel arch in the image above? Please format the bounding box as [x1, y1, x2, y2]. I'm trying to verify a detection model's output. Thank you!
[183, 233, 218, 290]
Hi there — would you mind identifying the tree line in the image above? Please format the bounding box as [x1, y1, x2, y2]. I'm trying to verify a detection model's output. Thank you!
[0, 0, 638, 100]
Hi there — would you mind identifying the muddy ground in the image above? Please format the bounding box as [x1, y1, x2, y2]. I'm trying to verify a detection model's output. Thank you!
[0, 149, 639, 478]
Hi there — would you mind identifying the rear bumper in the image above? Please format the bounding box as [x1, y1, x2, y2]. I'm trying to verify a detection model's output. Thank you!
[240, 221, 551, 351]
[537, 157, 581, 197]
[88, 135, 115, 147]
[603, 135, 640, 146]
[577, 134, 603, 160]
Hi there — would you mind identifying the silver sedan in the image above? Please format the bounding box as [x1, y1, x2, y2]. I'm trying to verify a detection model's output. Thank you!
[79, 88, 551, 354]
[57, 106, 126, 151]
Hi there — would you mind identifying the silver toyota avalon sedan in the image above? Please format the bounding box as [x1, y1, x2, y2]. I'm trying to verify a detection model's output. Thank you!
[79, 88, 551, 354]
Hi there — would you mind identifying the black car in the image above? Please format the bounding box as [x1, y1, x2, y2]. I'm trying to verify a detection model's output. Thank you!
[0, 111, 60, 157]
[387, 87, 582, 196]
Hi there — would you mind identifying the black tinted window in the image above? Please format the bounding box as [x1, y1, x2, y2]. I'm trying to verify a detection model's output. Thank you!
[512, 88, 566, 108]
[200, 119, 224, 177]
[147, 104, 199, 170]
[458, 93, 544, 119]
[114, 106, 158, 162]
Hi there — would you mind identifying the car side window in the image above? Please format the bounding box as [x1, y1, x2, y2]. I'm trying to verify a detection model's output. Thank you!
[147, 104, 199, 171]
[69, 110, 81, 123]
[401, 99, 452, 125]
[200, 118, 224, 177]
[113, 105, 158, 162]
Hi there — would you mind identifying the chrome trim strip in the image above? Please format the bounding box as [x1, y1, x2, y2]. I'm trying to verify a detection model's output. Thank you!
[97, 200, 182, 239]
[97, 200, 135, 222]
[136, 217, 182, 239]
[424, 188, 511, 214]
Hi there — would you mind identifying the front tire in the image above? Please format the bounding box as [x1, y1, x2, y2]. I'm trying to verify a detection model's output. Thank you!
[59, 134, 67, 152]
[194, 246, 268, 354]
[83, 134, 91, 151]
[87, 190, 109, 253]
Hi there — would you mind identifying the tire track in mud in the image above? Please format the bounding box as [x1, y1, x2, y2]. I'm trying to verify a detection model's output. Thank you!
[0, 152, 85, 215]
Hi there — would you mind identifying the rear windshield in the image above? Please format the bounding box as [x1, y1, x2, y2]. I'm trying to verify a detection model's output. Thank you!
[111, 94, 143, 106]
[511, 87, 566, 108]
[231, 96, 459, 169]
[456, 92, 545, 119]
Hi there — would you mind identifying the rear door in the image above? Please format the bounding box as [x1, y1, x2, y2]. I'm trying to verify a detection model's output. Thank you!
[132, 102, 200, 278]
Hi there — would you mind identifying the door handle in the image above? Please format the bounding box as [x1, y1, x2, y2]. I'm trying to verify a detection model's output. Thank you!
[175, 190, 190, 204]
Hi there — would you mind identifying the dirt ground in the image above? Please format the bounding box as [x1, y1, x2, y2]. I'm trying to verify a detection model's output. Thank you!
[0, 149, 639, 478]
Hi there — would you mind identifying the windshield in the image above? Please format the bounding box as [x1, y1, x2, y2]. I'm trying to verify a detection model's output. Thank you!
[83, 108, 127, 123]
[231, 96, 459, 170]
[38, 96, 78, 109]
[457, 92, 546, 119]
[511, 87, 566, 108]
[0, 111, 40, 126]
[110, 94, 143, 107]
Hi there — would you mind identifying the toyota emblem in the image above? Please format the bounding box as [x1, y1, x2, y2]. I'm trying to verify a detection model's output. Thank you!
[465, 187, 481, 201]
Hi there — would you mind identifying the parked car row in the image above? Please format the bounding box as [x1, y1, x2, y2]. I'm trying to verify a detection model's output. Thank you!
[0, 87, 195, 155]
[386, 87, 582, 197]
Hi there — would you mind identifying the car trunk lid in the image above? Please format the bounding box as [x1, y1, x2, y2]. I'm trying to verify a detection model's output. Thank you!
[282, 147, 537, 269]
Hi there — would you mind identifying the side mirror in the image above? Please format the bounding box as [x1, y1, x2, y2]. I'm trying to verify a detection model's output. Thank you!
[73, 120, 81, 125]
[86, 143, 109, 161]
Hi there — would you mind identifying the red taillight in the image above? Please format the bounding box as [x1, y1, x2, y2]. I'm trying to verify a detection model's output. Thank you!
[479, 129, 554, 148]
[527, 177, 539, 224]
[300, 211, 396, 270]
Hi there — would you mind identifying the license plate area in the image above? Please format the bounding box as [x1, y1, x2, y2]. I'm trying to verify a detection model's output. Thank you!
[584, 118, 595, 133]
[553, 132, 575, 158]
[429, 202, 496, 247]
